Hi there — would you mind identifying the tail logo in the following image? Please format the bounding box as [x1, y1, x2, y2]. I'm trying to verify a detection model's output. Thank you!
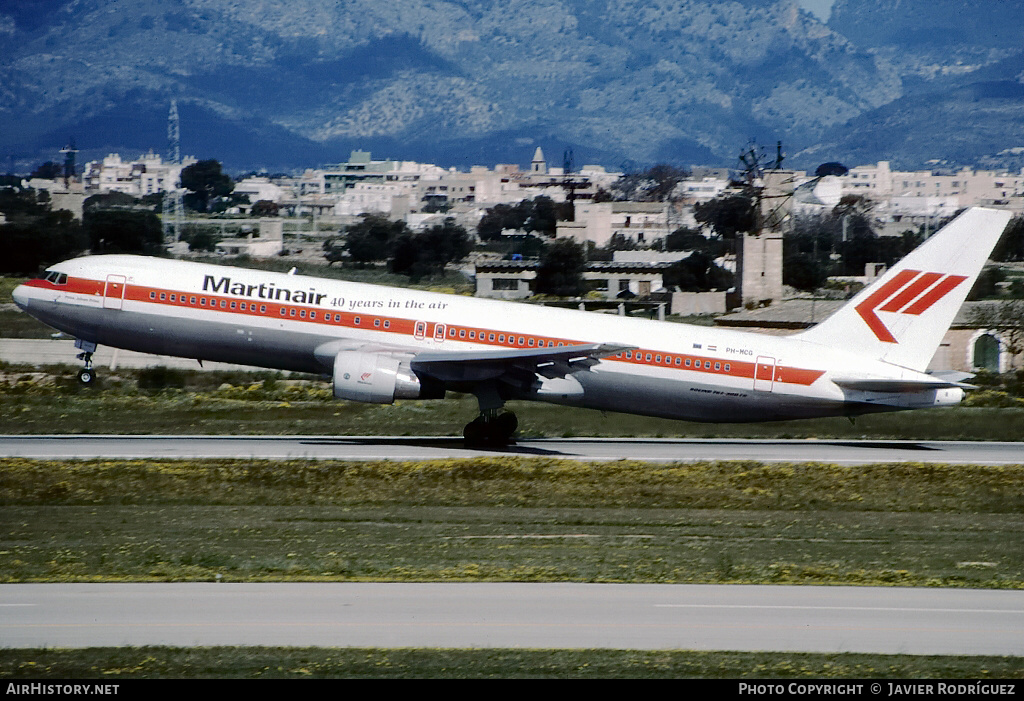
[855, 270, 968, 343]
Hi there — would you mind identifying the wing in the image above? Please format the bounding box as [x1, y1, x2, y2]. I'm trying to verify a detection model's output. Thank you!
[410, 343, 633, 383]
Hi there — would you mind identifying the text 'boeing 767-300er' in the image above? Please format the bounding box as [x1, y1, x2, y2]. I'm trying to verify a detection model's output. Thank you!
[11, 207, 1013, 445]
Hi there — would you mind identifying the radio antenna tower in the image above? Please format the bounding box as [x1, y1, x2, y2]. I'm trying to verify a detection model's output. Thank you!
[59, 137, 78, 189]
[162, 100, 186, 245]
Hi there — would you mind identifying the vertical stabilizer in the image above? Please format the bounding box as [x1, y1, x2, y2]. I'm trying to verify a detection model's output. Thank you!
[797, 207, 1012, 371]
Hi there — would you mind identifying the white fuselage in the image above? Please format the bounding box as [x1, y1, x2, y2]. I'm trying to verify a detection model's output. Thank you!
[13, 255, 964, 422]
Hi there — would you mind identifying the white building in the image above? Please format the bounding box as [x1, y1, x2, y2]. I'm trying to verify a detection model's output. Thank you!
[841, 161, 1024, 216]
[233, 177, 283, 205]
[82, 152, 196, 196]
[556, 201, 672, 247]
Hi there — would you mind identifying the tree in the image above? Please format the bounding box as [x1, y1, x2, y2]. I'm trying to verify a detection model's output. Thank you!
[992, 216, 1024, 262]
[610, 164, 689, 202]
[84, 209, 163, 255]
[342, 213, 411, 266]
[663, 251, 734, 292]
[534, 238, 586, 297]
[665, 226, 729, 257]
[1, 187, 87, 274]
[30, 162, 62, 180]
[2, 209, 86, 274]
[968, 266, 1006, 300]
[477, 196, 571, 241]
[83, 191, 138, 212]
[250, 200, 279, 217]
[180, 224, 221, 252]
[180, 159, 234, 212]
[322, 237, 346, 266]
[388, 218, 472, 282]
[783, 251, 828, 292]
[815, 162, 849, 177]
[694, 192, 757, 239]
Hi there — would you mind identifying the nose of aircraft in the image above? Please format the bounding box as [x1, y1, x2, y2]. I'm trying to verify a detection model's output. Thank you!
[11, 284, 29, 311]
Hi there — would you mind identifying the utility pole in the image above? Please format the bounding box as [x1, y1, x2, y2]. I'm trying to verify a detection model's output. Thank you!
[59, 138, 78, 189]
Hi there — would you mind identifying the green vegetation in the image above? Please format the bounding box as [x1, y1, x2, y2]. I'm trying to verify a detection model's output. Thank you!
[0, 189, 87, 275]
[2, 647, 1022, 679]
[3, 364, 1024, 439]
[2, 458, 1022, 587]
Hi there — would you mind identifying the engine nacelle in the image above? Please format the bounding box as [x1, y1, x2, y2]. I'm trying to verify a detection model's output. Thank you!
[333, 351, 424, 404]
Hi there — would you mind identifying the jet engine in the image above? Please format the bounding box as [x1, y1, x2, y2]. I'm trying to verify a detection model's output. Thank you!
[332, 351, 441, 404]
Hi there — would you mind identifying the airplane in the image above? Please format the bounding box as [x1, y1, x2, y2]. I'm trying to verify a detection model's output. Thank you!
[11, 206, 1013, 446]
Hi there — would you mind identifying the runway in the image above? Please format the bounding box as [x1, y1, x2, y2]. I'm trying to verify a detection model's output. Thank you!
[3, 583, 1023, 654]
[1, 434, 1022, 463]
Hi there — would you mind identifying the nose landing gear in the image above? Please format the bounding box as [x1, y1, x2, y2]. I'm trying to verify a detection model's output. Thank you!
[74, 340, 98, 385]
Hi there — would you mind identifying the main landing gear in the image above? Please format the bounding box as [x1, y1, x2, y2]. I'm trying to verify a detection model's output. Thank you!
[463, 381, 517, 447]
[463, 410, 518, 447]
[74, 340, 98, 385]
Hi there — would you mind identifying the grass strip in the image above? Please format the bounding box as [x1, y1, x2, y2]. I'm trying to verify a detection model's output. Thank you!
[2, 458, 1022, 587]
[1, 647, 1022, 679]
[4, 388, 1024, 440]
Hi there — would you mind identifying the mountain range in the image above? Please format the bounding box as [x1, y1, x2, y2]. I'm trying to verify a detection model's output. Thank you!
[1, 0, 1022, 173]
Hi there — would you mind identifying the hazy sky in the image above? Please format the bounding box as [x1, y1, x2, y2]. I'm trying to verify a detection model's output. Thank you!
[797, 0, 835, 22]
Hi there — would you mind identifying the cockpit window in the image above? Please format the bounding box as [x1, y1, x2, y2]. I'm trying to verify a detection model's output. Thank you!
[43, 270, 68, 285]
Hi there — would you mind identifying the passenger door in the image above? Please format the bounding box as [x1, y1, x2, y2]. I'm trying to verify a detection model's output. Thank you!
[753, 356, 776, 392]
[103, 275, 127, 310]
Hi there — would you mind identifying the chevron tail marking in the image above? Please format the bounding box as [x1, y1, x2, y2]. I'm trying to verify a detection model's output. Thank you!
[855, 270, 969, 343]
[855, 269, 919, 343]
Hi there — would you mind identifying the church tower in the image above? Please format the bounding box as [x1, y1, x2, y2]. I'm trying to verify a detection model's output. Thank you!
[531, 147, 547, 175]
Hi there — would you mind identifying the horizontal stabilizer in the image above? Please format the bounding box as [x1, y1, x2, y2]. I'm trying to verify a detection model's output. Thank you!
[832, 377, 974, 393]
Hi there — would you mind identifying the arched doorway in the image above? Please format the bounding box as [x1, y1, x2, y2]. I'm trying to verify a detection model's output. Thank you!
[972, 333, 1001, 372]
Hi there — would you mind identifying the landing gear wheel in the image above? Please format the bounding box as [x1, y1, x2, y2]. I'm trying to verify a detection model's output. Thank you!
[494, 411, 518, 437]
[463, 411, 518, 447]
[77, 368, 96, 385]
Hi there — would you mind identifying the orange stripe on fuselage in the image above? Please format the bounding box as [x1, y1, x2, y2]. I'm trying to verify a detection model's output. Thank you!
[28, 275, 825, 388]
